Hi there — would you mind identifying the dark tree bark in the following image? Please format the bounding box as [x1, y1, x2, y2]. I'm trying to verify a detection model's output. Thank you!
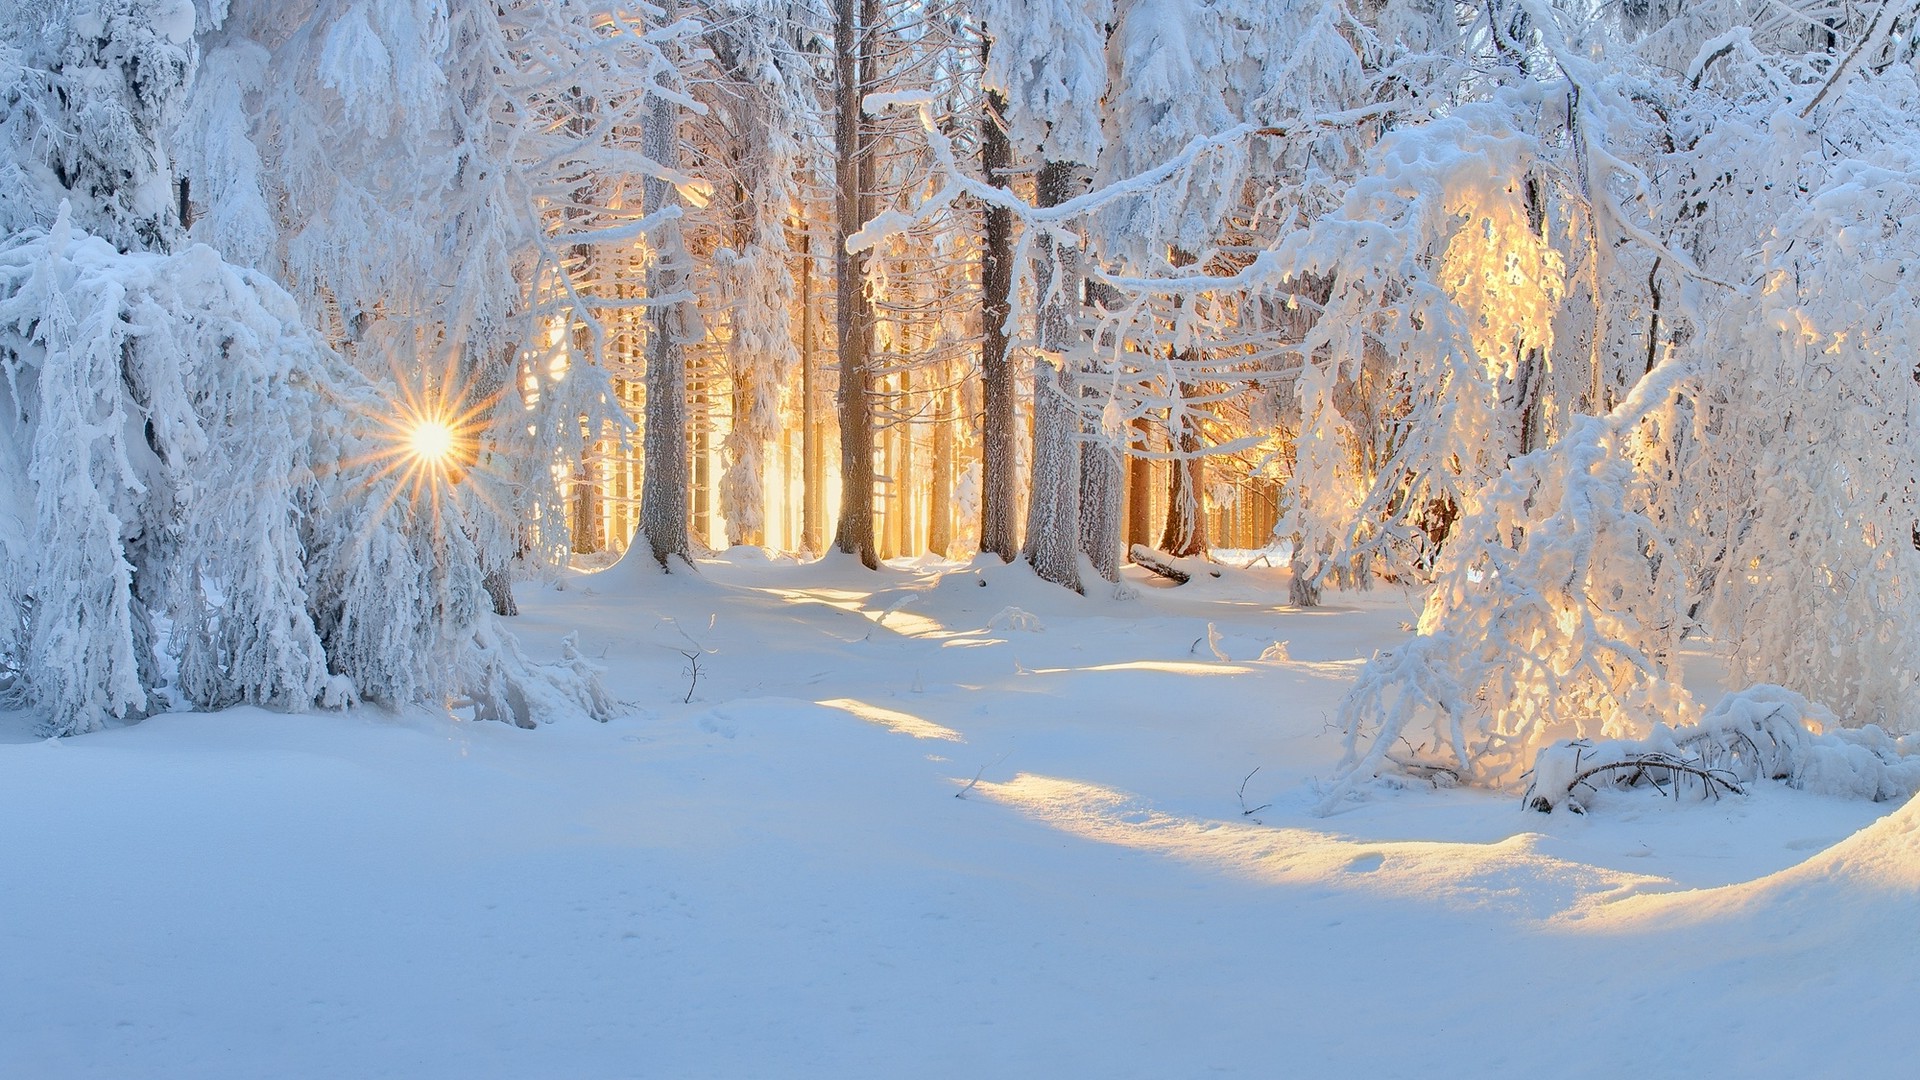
[830, 0, 879, 567]
[978, 69, 1018, 562]
[638, 0, 693, 569]
[800, 229, 824, 555]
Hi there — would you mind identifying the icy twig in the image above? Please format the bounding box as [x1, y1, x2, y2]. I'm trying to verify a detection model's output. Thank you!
[1238, 767, 1272, 818]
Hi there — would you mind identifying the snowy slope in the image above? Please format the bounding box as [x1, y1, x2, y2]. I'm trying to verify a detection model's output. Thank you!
[0, 552, 1908, 1078]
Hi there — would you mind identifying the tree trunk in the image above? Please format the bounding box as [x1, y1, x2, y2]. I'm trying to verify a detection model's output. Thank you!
[692, 372, 712, 548]
[464, 338, 522, 614]
[638, 0, 692, 569]
[1127, 414, 1154, 556]
[571, 452, 602, 553]
[483, 566, 518, 617]
[723, 169, 763, 549]
[929, 385, 953, 556]
[1079, 279, 1123, 583]
[1022, 160, 1082, 592]
[900, 368, 917, 555]
[800, 229, 823, 555]
[1159, 388, 1208, 558]
[978, 69, 1018, 563]
[830, 0, 879, 567]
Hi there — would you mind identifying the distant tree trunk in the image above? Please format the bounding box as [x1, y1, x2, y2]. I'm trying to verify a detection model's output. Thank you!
[571, 453, 602, 553]
[727, 376, 762, 547]
[692, 372, 712, 547]
[1080, 279, 1123, 583]
[800, 229, 824, 555]
[899, 368, 917, 555]
[1127, 414, 1154, 555]
[831, 0, 879, 567]
[1159, 247, 1208, 560]
[638, 0, 692, 569]
[1160, 386, 1208, 558]
[1022, 160, 1082, 592]
[978, 70, 1018, 563]
[929, 385, 954, 556]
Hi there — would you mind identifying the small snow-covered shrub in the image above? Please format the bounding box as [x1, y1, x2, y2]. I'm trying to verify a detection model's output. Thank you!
[1525, 686, 1920, 813]
[987, 606, 1044, 633]
[1321, 403, 1697, 810]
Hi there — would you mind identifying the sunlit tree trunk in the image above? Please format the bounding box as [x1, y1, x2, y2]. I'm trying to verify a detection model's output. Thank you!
[692, 371, 712, 548]
[979, 70, 1018, 562]
[929, 384, 954, 556]
[1159, 385, 1208, 558]
[800, 229, 824, 555]
[638, 0, 692, 569]
[831, 0, 879, 567]
[900, 368, 918, 555]
[1127, 414, 1154, 556]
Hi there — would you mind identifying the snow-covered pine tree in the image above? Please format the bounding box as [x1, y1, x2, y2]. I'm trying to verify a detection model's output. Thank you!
[182, 0, 699, 589]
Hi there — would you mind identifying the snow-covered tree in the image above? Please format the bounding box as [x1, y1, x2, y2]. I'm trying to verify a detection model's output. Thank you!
[0, 0, 613, 735]
[180, 0, 699, 588]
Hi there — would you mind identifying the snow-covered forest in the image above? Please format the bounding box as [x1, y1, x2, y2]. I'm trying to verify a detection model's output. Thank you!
[3, 0, 1918, 1076]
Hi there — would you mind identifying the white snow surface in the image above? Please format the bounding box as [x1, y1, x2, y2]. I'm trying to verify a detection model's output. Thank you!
[2, 552, 1913, 1078]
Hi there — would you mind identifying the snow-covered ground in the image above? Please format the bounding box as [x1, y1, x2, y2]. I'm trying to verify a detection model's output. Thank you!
[3, 552, 1913, 1078]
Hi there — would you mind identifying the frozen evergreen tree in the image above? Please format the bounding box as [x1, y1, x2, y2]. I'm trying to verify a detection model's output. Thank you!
[0, 0, 613, 735]
[181, 0, 699, 590]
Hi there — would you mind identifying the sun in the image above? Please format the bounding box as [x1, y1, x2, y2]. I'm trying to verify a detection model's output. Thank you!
[409, 417, 459, 465]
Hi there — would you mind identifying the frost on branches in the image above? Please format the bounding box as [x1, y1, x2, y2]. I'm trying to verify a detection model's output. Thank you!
[1308, 2, 1920, 805]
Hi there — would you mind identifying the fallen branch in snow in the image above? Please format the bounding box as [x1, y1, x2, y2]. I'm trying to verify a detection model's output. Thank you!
[955, 752, 1011, 800]
[955, 765, 988, 800]
[1130, 546, 1222, 584]
[1524, 685, 1920, 812]
[1238, 767, 1272, 818]
[1130, 546, 1191, 584]
[677, 649, 703, 704]
[1543, 753, 1745, 813]
[1383, 754, 1460, 787]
